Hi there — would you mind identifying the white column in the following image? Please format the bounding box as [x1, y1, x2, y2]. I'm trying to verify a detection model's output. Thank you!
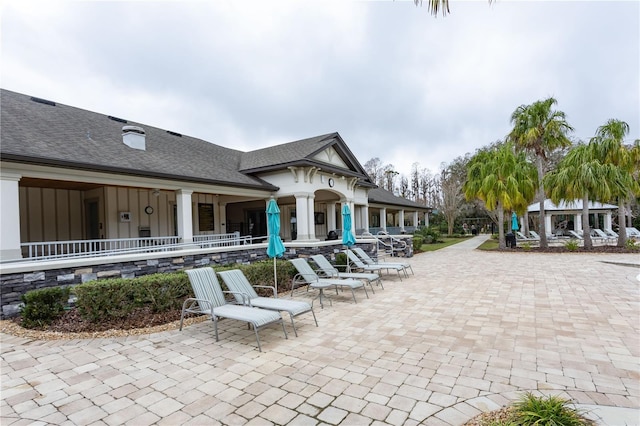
[425, 212, 430, 228]
[399, 210, 405, 232]
[545, 213, 553, 237]
[575, 214, 582, 233]
[295, 193, 310, 240]
[604, 212, 612, 230]
[327, 202, 337, 231]
[349, 200, 356, 234]
[362, 205, 370, 233]
[307, 194, 316, 240]
[413, 211, 419, 229]
[593, 212, 599, 229]
[380, 208, 387, 231]
[0, 173, 23, 260]
[176, 190, 194, 243]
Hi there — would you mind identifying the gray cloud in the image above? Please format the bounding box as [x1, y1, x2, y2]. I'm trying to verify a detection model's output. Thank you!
[2, 1, 638, 177]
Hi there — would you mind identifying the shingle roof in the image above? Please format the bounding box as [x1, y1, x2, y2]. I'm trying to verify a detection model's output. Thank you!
[368, 188, 431, 210]
[239, 132, 374, 183]
[0, 89, 276, 190]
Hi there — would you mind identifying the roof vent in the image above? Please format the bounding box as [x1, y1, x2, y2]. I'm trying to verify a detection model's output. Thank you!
[109, 115, 128, 123]
[166, 130, 182, 137]
[30, 97, 56, 106]
[122, 126, 146, 150]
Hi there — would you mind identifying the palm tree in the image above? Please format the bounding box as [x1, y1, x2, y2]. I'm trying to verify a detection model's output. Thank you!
[464, 142, 537, 249]
[413, 0, 492, 16]
[590, 119, 640, 247]
[544, 143, 622, 249]
[509, 97, 574, 248]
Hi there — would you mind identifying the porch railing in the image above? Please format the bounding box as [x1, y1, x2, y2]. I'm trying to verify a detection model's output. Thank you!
[19, 232, 261, 261]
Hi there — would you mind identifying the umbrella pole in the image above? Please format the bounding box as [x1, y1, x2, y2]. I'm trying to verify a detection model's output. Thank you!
[273, 257, 278, 297]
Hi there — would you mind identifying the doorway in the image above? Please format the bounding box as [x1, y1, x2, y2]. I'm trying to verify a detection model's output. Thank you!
[85, 199, 100, 239]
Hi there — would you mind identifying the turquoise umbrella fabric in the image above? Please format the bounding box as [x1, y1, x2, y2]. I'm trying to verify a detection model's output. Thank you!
[342, 204, 356, 247]
[267, 199, 286, 295]
[511, 211, 519, 231]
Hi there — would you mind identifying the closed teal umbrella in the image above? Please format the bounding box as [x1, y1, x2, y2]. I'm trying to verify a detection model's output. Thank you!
[511, 211, 519, 232]
[267, 199, 286, 295]
[342, 204, 356, 247]
[342, 204, 356, 272]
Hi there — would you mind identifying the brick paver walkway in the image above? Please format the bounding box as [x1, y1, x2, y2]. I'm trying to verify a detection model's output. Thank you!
[2, 236, 639, 425]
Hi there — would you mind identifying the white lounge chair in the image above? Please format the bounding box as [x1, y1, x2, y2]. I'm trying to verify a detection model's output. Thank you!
[289, 258, 367, 308]
[218, 269, 317, 337]
[604, 229, 618, 238]
[592, 229, 616, 244]
[568, 230, 583, 239]
[344, 249, 404, 281]
[626, 227, 640, 238]
[352, 247, 413, 276]
[182, 267, 287, 352]
[310, 254, 383, 293]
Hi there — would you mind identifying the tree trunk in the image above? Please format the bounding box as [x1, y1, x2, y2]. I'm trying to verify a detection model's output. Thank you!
[582, 193, 592, 249]
[497, 202, 506, 249]
[536, 157, 548, 248]
[617, 197, 627, 247]
[523, 211, 530, 236]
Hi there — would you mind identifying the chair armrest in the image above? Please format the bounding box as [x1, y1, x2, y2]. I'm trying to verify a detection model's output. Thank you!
[293, 272, 319, 282]
[182, 297, 214, 315]
[253, 285, 277, 298]
[222, 290, 249, 305]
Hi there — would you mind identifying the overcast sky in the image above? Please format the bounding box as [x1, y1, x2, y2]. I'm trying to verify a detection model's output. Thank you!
[2, 1, 638, 177]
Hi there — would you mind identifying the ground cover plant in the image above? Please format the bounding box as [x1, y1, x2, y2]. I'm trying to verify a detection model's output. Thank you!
[463, 392, 595, 426]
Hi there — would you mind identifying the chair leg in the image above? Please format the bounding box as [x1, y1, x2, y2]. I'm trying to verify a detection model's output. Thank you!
[310, 308, 319, 327]
[377, 278, 384, 290]
[281, 320, 288, 340]
[252, 324, 262, 352]
[350, 287, 357, 303]
[361, 283, 368, 298]
[213, 316, 220, 342]
[289, 314, 298, 337]
[367, 279, 375, 294]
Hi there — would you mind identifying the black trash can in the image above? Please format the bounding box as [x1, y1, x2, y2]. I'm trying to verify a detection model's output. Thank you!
[506, 232, 516, 248]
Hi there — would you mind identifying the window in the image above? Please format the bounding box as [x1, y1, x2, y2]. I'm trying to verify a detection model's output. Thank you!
[198, 203, 214, 232]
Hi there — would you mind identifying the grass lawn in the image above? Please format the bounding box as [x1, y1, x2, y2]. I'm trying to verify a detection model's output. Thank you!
[477, 238, 498, 250]
[419, 237, 473, 252]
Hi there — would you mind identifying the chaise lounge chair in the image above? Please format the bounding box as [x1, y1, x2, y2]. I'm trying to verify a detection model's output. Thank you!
[182, 267, 287, 352]
[310, 254, 383, 293]
[218, 269, 317, 337]
[353, 246, 413, 277]
[289, 258, 367, 308]
[344, 249, 403, 281]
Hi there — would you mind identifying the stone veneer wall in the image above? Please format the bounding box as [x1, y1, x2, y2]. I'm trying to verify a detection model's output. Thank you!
[0, 242, 399, 319]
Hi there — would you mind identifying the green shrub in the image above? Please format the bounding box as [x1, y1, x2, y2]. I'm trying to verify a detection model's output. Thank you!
[236, 260, 296, 295]
[418, 226, 441, 244]
[512, 392, 590, 425]
[412, 236, 424, 252]
[521, 241, 533, 251]
[20, 286, 71, 329]
[565, 239, 580, 251]
[625, 238, 639, 251]
[73, 272, 191, 323]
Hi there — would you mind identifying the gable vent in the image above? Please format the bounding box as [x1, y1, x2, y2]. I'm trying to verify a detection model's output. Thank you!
[166, 130, 182, 137]
[30, 97, 56, 106]
[108, 115, 128, 124]
[122, 126, 146, 150]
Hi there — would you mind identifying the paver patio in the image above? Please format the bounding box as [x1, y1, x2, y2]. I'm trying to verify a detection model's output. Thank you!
[2, 236, 639, 425]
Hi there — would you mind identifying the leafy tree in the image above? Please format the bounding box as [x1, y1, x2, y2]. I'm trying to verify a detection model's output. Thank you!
[464, 142, 537, 248]
[509, 97, 574, 248]
[544, 143, 622, 249]
[439, 167, 464, 236]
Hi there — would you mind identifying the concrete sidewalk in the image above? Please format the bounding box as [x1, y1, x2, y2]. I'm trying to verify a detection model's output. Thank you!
[2, 236, 639, 425]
